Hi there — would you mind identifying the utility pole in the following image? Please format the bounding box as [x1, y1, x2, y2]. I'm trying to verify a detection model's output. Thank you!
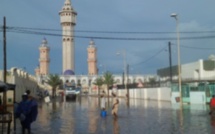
[126, 64, 130, 106]
[168, 42, 172, 83]
[3, 17, 7, 110]
[122, 72, 124, 88]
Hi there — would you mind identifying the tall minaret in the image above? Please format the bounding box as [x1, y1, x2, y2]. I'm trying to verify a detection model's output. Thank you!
[39, 38, 50, 75]
[59, 0, 77, 74]
[87, 40, 98, 75]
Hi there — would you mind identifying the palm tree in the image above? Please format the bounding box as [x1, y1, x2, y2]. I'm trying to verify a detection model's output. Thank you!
[149, 77, 156, 87]
[103, 72, 115, 106]
[93, 76, 104, 97]
[93, 77, 104, 106]
[46, 74, 61, 98]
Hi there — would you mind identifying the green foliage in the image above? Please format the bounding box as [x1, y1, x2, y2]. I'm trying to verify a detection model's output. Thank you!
[149, 77, 156, 82]
[94, 77, 104, 99]
[102, 71, 115, 106]
[103, 71, 115, 86]
[93, 77, 104, 87]
[46, 74, 61, 89]
[46, 74, 61, 97]
[148, 77, 156, 86]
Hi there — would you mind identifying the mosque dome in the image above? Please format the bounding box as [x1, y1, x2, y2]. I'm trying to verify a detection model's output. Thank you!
[63, 69, 75, 75]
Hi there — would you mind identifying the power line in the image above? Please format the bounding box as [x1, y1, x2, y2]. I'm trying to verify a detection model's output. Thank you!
[6, 28, 215, 41]
[170, 43, 215, 50]
[134, 46, 167, 66]
[180, 45, 215, 50]
[4, 26, 215, 34]
[132, 44, 215, 67]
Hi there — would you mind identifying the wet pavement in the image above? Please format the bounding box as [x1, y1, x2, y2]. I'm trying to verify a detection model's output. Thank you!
[3, 96, 215, 134]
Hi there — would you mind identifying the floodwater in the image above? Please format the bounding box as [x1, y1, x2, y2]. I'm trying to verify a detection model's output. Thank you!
[3, 96, 215, 134]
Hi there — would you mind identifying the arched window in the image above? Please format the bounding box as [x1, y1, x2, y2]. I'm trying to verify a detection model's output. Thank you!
[82, 79, 86, 84]
[116, 79, 120, 84]
[71, 80, 75, 85]
[128, 79, 131, 84]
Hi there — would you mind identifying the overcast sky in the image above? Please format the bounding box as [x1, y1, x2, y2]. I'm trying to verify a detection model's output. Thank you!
[0, 0, 215, 75]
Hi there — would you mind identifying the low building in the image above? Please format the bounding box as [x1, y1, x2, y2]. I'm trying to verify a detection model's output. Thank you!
[157, 58, 215, 104]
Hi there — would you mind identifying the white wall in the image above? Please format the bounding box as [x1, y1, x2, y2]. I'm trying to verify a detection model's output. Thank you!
[190, 92, 206, 104]
[117, 87, 171, 102]
[181, 61, 199, 79]
[0, 69, 39, 104]
[201, 70, 215, 79]
[171, 92, 180, 104]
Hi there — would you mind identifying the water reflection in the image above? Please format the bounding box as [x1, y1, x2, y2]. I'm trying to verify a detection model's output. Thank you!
[113, 118, 120, 134]
[211, 116, 215, 127]
[10, 97, 213, 134]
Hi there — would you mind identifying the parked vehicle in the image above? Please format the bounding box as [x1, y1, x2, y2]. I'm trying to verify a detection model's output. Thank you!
[64, 84, 80, 100]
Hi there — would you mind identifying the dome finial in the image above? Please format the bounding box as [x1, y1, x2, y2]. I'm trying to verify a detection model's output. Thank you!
[41, 38, 48, 47]
[89, 39, 95, 46]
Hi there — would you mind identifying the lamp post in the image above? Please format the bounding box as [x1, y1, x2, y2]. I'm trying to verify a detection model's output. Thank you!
[99, 64, 106, 74]
[171, 13, 182, 105]
[117, 50, 129, 105]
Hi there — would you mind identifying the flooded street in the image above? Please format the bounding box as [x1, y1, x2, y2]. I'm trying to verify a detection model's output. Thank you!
[10, 96, 214, 134]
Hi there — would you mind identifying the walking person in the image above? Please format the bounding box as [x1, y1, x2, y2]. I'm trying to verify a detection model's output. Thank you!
[0, 96, 3, 111]
[26, 90, 38, 123]
[15, 93, 33, 134]
[100, 94, 106, 110]
[100, 94, 107, 117]
[209, 95, 215, 115]
[111, 92, 119, 118]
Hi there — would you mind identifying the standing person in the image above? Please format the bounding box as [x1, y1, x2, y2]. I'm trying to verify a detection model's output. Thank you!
[0, 96, 2, 111]
[111, 92, 119, 118]
[0, 95, 2, 105]
[26, 90, 38, 123]
[209, 95, 215, 115]
[15, 93, 32, 134]
[44, 89, 49, 97]
[100, 94, 106, 111]
[100, 94, 107, 117]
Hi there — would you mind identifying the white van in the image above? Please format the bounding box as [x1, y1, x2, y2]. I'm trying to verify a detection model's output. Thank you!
[64, 85, 80, 100]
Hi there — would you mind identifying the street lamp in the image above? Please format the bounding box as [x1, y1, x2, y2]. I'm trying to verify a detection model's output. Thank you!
[99, 64, 106, 74]
[116, 50, 129, 105]
[116, 50, 127, 76]
[171, 13, 182, 105]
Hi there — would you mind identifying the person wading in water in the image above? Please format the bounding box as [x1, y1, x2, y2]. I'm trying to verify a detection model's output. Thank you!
[111, 92, 119, 118]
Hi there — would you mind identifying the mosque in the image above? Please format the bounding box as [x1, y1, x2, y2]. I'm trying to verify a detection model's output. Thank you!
[34, 0, 153, 92]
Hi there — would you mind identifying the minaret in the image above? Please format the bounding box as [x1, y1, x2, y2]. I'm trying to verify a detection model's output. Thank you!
[34, 65, 40, 76]
[59, 0, 77, 74]
[87, 40, 98, 75]
[39, 38, 50, 75]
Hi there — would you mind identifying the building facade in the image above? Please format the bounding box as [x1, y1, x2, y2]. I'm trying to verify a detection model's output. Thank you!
[157, 58, 215, 104]
[59, 0, 77, 74]
[157, 59, 215, 82]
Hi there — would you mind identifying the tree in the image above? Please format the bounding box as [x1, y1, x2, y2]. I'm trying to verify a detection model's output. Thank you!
[93, 77, 104, 106]
[46, 74, 61, 98]
[149, 77, 156, 87]
[103, 72, 115, 106]
[93, 77, 104, 97]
